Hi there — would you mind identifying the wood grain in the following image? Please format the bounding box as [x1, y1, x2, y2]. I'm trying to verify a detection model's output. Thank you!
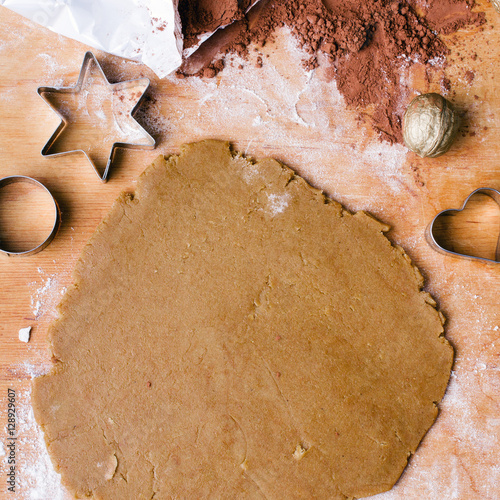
[0, 179, 57, 253]
[0, 2, 499, 498]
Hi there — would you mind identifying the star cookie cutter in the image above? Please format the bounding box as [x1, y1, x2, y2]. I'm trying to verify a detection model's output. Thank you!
[0, 176, 60, 257]
[426, 187, 500, 264]
[38, 51, 156, 183]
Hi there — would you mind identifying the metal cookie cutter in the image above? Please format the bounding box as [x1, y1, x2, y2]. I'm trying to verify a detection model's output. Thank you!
[0, 176, 60, 257]
[426, 187, 500, 264]
[38, 51, 156, 183]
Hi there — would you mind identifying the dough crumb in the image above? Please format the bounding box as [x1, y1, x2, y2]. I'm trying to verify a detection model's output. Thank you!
[18, 326, 32, 343]
[293, 444, 309, 460]
[103, 454, 118, 481]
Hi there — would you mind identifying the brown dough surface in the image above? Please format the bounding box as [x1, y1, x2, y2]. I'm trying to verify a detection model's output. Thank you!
[33, 140, 453, 499]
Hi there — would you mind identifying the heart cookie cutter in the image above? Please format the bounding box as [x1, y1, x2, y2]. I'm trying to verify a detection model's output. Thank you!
[0, 176, 61, 257]
[426, 187, 500, 264]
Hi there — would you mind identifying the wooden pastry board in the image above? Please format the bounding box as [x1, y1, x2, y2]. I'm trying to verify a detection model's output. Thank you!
[0, 2, 498, 498]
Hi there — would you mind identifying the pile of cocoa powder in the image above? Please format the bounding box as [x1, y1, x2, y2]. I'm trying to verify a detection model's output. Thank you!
[178, 0, 485, 143]
[180, 0, 253, 49]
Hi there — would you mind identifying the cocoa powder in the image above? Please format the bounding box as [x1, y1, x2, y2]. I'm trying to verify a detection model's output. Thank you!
[179, 0, 253, 49]
[409, 0, 485, 35]
[178, 0, 485, 143]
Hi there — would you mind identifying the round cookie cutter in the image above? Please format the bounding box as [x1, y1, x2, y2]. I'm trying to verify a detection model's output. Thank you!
[0, 176, 60, 257]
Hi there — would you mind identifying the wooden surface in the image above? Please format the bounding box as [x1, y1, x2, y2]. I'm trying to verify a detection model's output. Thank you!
[0, 2, 499, 498]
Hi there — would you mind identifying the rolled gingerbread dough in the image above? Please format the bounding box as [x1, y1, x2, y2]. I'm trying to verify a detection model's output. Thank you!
[33, 140, 453, 499]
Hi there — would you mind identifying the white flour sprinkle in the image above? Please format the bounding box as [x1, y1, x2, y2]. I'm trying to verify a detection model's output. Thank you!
[30, 277, 54, 319]
[29, 268, 62, 320]
[267, 193, 290, 216]
[15, 388, 67, 500]
[13, 360, 52, 380]
[36, 53, 60, 78]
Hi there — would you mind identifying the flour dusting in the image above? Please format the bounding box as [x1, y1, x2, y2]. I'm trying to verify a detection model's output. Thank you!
[17, 389, 67, 500]
[2, 377, 67, 500]
[29, 268, 64, 320]
[267, 193, 290, 216]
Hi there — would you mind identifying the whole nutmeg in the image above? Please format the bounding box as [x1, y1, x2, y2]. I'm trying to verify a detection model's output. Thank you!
[491, 0, 500, 13]
[403, 93, 460, 158]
